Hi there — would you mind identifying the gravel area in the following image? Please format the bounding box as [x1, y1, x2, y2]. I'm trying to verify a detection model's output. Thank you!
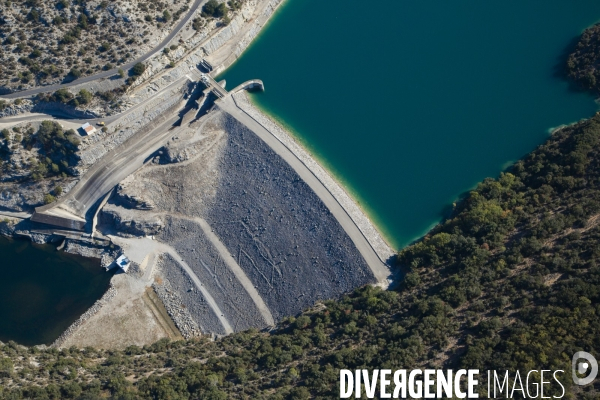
[158, 216, 268, 332]
[52, 283, 117, 348]
[203, 114, 375, 320]
[155, 252, 226, 336]
[153, 277, 202, 339]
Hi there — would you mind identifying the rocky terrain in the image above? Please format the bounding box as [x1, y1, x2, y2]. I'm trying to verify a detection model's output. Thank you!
[0, 0, 194, 92]
[104, 110, 376, 335]
[0, 0, 278, 215]
[155, 252, 227, 336]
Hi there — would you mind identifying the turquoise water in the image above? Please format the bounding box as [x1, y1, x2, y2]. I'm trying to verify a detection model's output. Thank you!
[220, 0, 600, 249]
[0, 237, 112, 345]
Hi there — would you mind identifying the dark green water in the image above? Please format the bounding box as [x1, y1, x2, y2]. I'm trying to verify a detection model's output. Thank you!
[0, 237, 111, 346]
[220, 0, 600, 249]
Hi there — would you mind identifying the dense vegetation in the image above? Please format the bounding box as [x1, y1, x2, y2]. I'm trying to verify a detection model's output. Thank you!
[0, 121, 79, 182]
[567, 23, 600, 92]
[26, 121, 80, 180]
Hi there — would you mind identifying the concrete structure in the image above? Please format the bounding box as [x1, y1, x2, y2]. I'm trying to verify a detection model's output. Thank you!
[80, 122, 97, 136]
[202, 75, 229, 99]
[30, 210, 87, 231]
[231, 80, 265, 94]
[32, 96, 187, 228]
[180, 107, 197, 126]
[29, 72, 389, 287]
[199, 59, 214, 72]
[216, 95, 390, 282]
[116, 255, 131, 272]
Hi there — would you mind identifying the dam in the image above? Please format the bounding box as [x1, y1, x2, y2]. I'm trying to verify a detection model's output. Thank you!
[25, 64, 391, 337]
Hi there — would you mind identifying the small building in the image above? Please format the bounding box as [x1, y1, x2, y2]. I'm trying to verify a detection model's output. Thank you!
[116, 254, 131, 272]
[80, 122, 97, 136]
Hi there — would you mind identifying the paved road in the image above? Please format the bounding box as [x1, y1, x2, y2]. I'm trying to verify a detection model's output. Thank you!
[0, 0, 206, 100]
[0, 210, 32, 219]
[217, 96, 391, 284]
[38, 99, 186, 219]
[205, 75, 229, 98]
[0, 112, 86, 125]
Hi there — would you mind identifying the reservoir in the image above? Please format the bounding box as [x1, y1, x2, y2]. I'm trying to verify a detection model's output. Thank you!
[0, 237, 111, 346]
[220, 0, 600, 249]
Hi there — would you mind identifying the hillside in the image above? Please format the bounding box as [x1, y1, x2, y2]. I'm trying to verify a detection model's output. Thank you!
[1, 19, 600, 400]
[0, 0, 194, 92]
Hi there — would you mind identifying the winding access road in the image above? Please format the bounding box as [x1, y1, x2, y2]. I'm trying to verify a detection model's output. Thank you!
[35, 99, 186, 221]
[0, 0, 206, 100]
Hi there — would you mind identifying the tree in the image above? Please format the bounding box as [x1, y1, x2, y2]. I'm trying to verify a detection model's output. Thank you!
[192, 17, 203, 30]
[69, 68, 82, 79]
[43, 194, 56, 204]
[118, 68, 125, 78]
[51, 88, 73, 103]
[202, 0, 228, 19]
[27, 9, 40, 23]
[214, 3, 228, 18]
[78, 14, 88, 29]
[131, 62, 146, 76]
[163, 10, 172, 21]
[0, 358, 13, 378]
[77, 89, 92, 105]
[202, 0, 219, 17]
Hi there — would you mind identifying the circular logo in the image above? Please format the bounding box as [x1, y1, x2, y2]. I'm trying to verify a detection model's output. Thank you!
[572, 351, 598, 385]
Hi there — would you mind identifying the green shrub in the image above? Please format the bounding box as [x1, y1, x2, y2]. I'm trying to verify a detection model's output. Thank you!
[131, 62, 146, 76]
[77, 89, 92, 105]
[69, 68, 82, 78]
[43, 194, 56, 204]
